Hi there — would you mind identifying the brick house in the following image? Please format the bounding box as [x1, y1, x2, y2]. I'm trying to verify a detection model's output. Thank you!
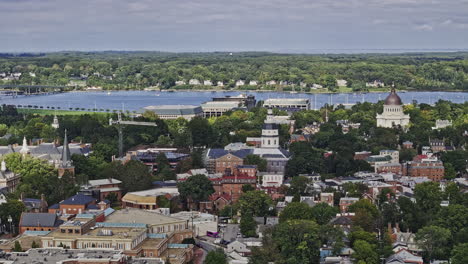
[87, 178, 123, 201]
[19, 213, 63, 234]
[403, 160, 445, 181]
[339, 197, 359, 213]
[376, 163, 402, 174]
[206, 149, 253, 174]
[49, 194, 97, 215]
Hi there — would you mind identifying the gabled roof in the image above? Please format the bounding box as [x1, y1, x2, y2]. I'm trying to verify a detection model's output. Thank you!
[330, 216, 353, 226]
[61, 193, 96, 205]
[207, 148, 254, 159]
[20, 213, 62, 227]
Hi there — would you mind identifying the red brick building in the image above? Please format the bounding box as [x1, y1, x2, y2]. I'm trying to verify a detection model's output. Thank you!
[19, 212, 63, 234]
[339, 197, 359, 213]
[403, 160, 445, 181]
[87, 178, 123, 201]
[49, 194, 97, 215]
[376, 163, 402, 174]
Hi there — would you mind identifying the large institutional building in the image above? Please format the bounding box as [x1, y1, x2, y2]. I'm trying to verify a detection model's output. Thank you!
[376, 89, 410, 128]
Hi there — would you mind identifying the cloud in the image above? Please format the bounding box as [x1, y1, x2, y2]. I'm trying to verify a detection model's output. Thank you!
[413, 24, 434, 31]
[0, 0, 467, 51]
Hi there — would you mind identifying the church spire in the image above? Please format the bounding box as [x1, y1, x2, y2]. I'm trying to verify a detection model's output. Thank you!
[20, 136, 29, 155]
[52, 114, 59, 129]
[61, 130, 71, 168]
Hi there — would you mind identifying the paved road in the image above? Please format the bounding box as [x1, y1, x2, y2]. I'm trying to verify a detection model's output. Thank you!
[223, 224, 240, 242]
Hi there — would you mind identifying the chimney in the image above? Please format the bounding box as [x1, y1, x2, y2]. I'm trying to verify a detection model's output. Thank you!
[396, 222, 400, 232]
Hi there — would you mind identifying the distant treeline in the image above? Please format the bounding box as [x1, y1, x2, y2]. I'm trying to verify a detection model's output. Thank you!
[1, 51, 468, 91]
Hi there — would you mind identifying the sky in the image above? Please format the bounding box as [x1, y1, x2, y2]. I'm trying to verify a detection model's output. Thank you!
[1, 0, 468, 52]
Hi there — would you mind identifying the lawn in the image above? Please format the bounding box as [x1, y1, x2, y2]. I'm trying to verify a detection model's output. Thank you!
[18, 108, 109, 116]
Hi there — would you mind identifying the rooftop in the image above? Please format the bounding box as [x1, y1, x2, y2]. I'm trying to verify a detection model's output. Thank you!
[105, 208, 187, 226]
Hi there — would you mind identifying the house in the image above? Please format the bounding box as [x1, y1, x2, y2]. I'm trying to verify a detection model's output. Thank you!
[175, 80, 186, 85]
[249, 80, 258, 86]
[0, 160, 20, 193]
[86, 178, 122, 201]
[336, 79, 348, 87]
[379, 150, 399, 163]
[48, 193, 97, 215]
[235, 80, 245, 86]
[203, 80, 213, 86]
[261, 173, 284, 188]
[121, 187, 179, 210]
[312, 83, 323, 89]
[429, 138, 445, 153]
[330, 213, 354, 232]
[385, 249, 423, 264]
[339, 197, 359, 212]
[320, 193, 334, 206]
[402, 141, 413, 149]
[227, 240, 251, 256]
[217, 81, 224, 86]
[266, 80, 277, 86]
[366, 80, 385, 87]
[19, 213, 63, 234]
[432, 120, 452, 130]
[189, 79, 200, 85]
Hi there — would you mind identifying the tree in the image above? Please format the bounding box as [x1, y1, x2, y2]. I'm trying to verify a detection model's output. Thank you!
[348, 199, 380, 232]
[12, 241, 23, 252]
[101, 160, 153, 193]
[287, 176, 311, 196]
[244, 154, 267, 172]
[241, 184, 255, 193]
[310, 202, 339, 225]
[0, 199, 26, 230]
[31, 240, 39, 248]
[177, 174, 214, 208]
[279, 202, 313, 223]
[451, 243, 468, 264]
[240, 213, 257, 237]
[205, 249, 227, 264]
[352, 240, 379, 264]
[415, 225, 451, 261]
[272, 219, 321, 264]
[414, 182, 442, 223]
[238, 190, 273, 217]
[444, 162, 457, 180]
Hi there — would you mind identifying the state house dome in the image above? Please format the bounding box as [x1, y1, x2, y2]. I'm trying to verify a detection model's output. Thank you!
[384, 89, 403, 105]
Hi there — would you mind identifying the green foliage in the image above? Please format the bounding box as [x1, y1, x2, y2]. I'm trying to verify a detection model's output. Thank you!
[177, 174, 214, 205]
[451, 243, 468, 264]
[279, 202, 313, 223]
[243, 154, 267, 172]
[205, 249, 227, 264]
[352, 240, 379, 264]
[310, 203, 339, 225]
[12, 241, 23, 252]
[101, 160, 153, 193]
[0, 199, 26, 231]
[238, 190, 273, 217]
[416, 225, 451, 261]
[240, 213, 257, 237]
[241, 184, 255, 193]
[31, 240, 39, 248]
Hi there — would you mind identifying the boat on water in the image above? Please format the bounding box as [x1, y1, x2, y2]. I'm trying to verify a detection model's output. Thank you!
[107, 92, 111, 95]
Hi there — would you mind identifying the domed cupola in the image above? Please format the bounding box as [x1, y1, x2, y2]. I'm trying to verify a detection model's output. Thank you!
[384, 88, 403, 105]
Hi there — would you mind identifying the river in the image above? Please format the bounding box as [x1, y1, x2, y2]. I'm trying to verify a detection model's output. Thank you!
[0, 90, 467, 112]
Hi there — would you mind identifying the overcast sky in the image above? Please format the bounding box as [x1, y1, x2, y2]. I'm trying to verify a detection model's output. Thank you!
[1, 0, 468, 52]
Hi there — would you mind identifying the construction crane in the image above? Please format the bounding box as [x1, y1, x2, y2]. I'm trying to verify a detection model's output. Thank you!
[109, 112, 158, 157]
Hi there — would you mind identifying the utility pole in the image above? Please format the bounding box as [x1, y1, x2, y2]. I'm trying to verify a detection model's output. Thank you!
[109, 112, 158, 157]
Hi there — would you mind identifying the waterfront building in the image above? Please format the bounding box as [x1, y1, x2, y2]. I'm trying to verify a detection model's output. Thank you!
[376, 89, 410, 128]
[200, 101, 241, 117]
[263, 98, 310, 111]
[143, 105, 203, 120]
[211, 94, 256, 110]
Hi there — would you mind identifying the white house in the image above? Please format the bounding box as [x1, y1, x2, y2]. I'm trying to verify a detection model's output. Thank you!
[261, 174, 284, 188]
[189, 79, 201, 85]
[235, 80, 245, 86]
[266, 80, 277, 86]
[336, 79, 348, 87]
[175, 80, 186, 85]
[204, 80, 213, 86]
[249, 80, 258, 86]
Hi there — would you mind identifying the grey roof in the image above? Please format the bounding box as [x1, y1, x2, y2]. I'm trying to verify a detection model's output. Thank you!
[207, 148, 254, 159]
[143, 105, 202, 115]
[20, 213, 62, 227]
